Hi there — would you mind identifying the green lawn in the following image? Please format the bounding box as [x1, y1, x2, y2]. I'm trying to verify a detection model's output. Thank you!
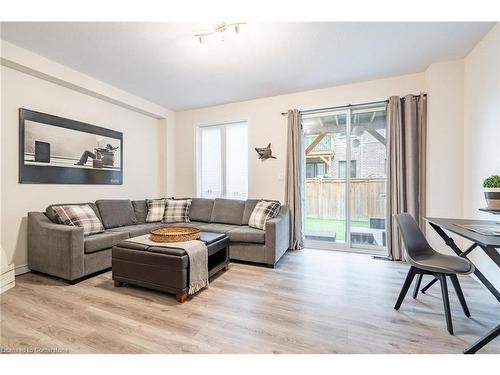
[305, 217, 369, 242]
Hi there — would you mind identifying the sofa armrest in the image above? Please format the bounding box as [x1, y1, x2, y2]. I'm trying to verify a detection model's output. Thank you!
[28, 212, 85, 281]
[265, 206, 291, 266]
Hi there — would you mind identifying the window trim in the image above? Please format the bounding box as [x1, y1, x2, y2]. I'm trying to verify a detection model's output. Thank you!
[195, 119, 249, 200]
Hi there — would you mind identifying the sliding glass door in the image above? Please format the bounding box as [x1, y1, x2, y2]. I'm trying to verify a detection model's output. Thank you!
[304, 111, 348, 244]
[303, 106, 387, 254]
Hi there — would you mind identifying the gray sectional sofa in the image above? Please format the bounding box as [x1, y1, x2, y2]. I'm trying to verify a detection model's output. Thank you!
[28, 198, 290, 283]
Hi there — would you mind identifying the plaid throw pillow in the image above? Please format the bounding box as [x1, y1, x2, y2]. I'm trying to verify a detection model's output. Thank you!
[146, 198, 167, 222]
[248, 200, 281, 230]
[52, 204, 104, 236]
[162, 199, 192, 223]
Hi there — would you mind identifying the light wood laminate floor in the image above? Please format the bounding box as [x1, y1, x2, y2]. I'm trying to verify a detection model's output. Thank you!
[1, 249, 499, 353]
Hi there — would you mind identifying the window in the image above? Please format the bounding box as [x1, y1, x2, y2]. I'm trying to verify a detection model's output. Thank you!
[197, 121, 248, 199]
[306, 162, 327, 178]
[338, 160, 357, 178]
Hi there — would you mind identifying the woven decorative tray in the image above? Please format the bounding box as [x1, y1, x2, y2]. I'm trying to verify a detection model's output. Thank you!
[149, 226, 200, 243]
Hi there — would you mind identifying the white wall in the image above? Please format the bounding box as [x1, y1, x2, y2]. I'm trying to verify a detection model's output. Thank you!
[174, 73, 425, 201]
[424, 60, 465, 253]
[1, 66, 165, 272]
[463, 24, 500, 291]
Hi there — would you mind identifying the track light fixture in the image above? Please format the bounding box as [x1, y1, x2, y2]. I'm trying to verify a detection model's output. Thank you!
[194, 22, 246, 45]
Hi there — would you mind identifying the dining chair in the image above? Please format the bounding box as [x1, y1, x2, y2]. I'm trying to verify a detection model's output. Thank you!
[394, 213, 474, 334]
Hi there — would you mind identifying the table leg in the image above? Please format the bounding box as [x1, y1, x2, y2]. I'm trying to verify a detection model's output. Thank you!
[480, 245, 500, 268]
[464, 324, 500, 354]
[176, 292, 188, 303]
[429, 223, 500, 302]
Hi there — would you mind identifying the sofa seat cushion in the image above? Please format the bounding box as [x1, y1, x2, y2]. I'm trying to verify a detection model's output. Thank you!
[95, 200, 137, 229]
[107, 223, 165, 238]
[210, 198, 245, 225]
[227, 226, 265, 244]
[198, 223, 239, 234]
[84, 231, 129, 254]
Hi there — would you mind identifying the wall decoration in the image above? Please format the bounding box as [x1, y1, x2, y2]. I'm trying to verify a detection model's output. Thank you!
[255, 143, 276, 161]
[19, 108, 123, 184]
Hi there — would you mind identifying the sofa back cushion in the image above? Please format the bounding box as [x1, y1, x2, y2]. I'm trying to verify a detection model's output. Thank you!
[131, 200, 148, 224]
[210, 198, 245, 225]
[46, 202, 102, 224]
[95, 199, 137, 229]
[189, 198, 214, 222]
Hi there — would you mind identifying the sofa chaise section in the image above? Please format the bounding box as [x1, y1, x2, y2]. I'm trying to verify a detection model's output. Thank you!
[28, 199, 140, 282]
[28, 212, 129, 282]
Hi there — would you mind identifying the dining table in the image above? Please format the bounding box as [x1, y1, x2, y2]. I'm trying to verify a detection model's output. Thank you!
[424, 213, 500, 354]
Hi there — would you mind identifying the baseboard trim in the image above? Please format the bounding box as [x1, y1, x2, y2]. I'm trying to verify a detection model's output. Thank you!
[0, 280, 15, 294]
[1, 266, 16, 294]
[15, 264, 30, 276]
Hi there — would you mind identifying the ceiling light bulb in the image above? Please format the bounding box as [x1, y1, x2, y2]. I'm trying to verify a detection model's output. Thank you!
[235, 24, 240, 34]
[198, 36, 204, 45]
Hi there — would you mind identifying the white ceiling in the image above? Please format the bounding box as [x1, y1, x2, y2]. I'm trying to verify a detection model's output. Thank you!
[0, 22, 495, 111]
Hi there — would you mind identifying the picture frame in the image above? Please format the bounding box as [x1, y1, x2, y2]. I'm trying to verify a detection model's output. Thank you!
[19, 108, 123, 184]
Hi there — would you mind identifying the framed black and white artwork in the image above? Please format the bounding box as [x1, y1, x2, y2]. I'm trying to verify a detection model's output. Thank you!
[19, 108, 123, 184]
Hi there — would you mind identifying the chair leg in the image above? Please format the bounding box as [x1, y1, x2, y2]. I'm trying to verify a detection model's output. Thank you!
[450, 274, 471, 317]
[421, 277, 438, 294]
[437, 274, 454, 335]
[413, 273, 423, 299]
[394, 267, 416, 310]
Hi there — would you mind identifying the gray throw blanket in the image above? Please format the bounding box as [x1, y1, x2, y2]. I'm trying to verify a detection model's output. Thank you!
[125, 235, 209, 295]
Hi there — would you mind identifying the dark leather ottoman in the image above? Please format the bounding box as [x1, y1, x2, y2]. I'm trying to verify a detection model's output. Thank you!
[112, 232, 229, 302]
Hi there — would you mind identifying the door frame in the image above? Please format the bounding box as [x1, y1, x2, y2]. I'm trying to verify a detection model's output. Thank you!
[302, 106, 388, 256]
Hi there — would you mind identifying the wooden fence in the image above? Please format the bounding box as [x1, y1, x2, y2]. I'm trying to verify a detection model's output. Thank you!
[305, 178, 386, 221]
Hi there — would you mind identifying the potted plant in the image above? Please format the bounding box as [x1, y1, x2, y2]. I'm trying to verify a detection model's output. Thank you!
[483, 175, 500, 209]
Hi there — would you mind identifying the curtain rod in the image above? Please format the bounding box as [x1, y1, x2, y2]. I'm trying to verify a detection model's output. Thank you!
[280, 94, 427, 116]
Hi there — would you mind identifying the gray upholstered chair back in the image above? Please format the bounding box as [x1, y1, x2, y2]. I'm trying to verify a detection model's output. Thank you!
[394, 213, 434, 263]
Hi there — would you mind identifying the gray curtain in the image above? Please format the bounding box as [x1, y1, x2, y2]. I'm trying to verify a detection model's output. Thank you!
[285, 109, 304, 250]
[386, 94, 427, 260]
